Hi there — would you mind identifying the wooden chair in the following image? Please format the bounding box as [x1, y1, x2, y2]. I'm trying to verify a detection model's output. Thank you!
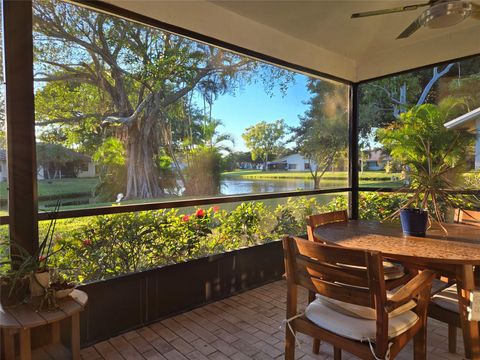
[283, 235, 436, 360]
[428, 272, 480, 354]
[307, 211, 413, 287]
[429, 283, 462, 354]
[306, 210, 348, 243]
[431, 209, 480, 353]
[454, 209, 480, 227]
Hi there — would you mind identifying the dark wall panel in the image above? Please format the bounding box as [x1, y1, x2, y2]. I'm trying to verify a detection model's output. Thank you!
[78, 241, 284, 345]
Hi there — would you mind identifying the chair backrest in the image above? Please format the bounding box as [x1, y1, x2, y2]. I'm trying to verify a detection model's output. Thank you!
[283, 235, 387, 310]
[454, 209, 480, 227]
[307, 210, 348, 242]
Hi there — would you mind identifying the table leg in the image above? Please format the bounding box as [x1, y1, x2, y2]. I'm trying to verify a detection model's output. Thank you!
[457, 264, 480, 359]
[71, 312, 80, 360]
[51, 321, 61, 344]
[2, 328, 15, 360]
[19, 328, 31, 360]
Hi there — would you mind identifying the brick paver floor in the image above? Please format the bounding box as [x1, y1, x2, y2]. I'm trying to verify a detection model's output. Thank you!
[81, 281, 467, 359]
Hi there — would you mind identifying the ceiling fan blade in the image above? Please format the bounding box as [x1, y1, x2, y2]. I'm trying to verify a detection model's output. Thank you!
[397, 16, 424, 39]
[351, 2, 431, 18]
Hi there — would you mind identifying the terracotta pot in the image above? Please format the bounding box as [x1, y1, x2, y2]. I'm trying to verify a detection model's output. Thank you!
[29, 271, 50, 297]
[0, 277, 29, 307]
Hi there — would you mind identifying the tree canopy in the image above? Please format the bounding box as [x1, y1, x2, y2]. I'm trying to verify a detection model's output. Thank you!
[291, 79, 348, 188]
[33, 0, 289, 199]
[242, 120, 286, 169]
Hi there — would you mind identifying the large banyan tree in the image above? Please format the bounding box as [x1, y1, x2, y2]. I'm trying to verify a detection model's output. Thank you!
[33, 0, 287, 199]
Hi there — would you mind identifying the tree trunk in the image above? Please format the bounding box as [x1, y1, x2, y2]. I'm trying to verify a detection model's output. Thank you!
[125, 115, 163, 199]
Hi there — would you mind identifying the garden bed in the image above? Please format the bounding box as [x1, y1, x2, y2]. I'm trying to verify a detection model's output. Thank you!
[77, 240, 284, 345]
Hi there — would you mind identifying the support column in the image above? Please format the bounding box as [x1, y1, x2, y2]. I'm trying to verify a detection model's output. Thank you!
[348, 83, 359, 220]
[475, 119, 480, 171]
[3, 0, 38, 254]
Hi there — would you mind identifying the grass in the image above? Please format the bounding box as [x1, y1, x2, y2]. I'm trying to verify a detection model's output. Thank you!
[0, 177, 98, 198]
[221, 170, 401, 181]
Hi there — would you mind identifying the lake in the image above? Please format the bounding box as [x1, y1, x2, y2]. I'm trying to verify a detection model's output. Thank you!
[220, 177, 347, 195]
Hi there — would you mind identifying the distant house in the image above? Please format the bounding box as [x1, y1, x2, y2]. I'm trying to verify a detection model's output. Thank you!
[0, 147, 97, 182]
[268, 154, 317, 171]
[362, 149, 391, 171]
[444, 107, 480, 170]
[0, 150, 7, 181]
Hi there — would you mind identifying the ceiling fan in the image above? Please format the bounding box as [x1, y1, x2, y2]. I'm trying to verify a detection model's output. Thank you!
[351, 0, 480, 39]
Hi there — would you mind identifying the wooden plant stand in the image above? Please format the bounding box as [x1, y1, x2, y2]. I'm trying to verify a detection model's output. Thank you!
[0, 290, 88, 360]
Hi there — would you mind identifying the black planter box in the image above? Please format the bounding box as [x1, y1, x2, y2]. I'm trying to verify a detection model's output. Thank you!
[77, 240, 285, 346]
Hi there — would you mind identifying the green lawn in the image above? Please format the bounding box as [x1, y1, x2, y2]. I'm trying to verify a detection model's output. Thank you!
[221, 170, 402, 181]
[0, 177, 99, 198]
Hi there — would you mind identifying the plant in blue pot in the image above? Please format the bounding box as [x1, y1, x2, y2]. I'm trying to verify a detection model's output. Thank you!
[378, 102, 479, 236]
[399, 208, 428, 237]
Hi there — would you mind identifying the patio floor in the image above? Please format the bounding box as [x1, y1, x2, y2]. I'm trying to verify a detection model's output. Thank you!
[81, 281, 466, 360]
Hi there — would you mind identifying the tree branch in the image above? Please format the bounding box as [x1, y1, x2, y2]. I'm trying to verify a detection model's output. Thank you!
[416, 63, 454, 105]
[103, 93, 153, 126]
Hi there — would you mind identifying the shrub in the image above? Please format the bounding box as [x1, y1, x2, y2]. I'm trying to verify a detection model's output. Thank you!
[46, 192, 417, 283]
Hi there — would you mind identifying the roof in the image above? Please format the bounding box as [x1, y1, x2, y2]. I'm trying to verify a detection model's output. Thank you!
[104, 0, 480, 82]
[444, 107, 480, 131]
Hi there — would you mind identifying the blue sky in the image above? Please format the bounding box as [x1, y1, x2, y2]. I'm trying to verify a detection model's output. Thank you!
[206, 73, 311, 152]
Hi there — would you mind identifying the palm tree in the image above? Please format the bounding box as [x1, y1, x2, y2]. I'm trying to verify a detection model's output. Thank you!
[200, 117, 235, 152]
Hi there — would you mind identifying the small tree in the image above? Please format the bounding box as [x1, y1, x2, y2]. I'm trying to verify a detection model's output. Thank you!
[378, 100, 476, 230]
[92, 138, 126, 200]
[242, 120, 286, 170]
[291, 80, 348, 189]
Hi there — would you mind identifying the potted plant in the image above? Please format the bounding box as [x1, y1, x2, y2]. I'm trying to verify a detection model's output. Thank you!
[50, 272, 75, 299]
[30, 203, 62, 297]
[0, 242, 32, 307]
[0, 203, 63, 303]
[378, 101, 479, 236]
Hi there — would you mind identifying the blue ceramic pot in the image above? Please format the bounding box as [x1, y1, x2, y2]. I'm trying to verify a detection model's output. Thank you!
[400, 208, 428, 237]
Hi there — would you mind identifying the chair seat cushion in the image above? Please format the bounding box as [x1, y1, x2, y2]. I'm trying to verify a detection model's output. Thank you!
[383, 261, 405, 280]
[316, 291, 416, 320]
[339, 261, 404, 281]
[432, 284, 459, 313]
[305, 299, 419, 341]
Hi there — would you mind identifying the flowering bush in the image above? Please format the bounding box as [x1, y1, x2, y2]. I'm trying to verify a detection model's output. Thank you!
[43, 192, 415, 283]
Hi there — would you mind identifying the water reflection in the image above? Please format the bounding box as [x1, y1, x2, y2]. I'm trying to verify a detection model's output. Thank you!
[220, 178, 345, 195]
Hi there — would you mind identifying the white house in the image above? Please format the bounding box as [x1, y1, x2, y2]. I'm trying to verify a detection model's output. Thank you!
[269, 154, 317, 171]
[444, 107, 480, 170]
[362, 149, 391, 171]
[0, 150, 7, 181]
[0, 148, 97, 181]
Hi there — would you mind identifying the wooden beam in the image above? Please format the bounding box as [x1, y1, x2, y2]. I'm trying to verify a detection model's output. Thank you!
[3, 0, 39, 254]
[348, 83, 359, 220]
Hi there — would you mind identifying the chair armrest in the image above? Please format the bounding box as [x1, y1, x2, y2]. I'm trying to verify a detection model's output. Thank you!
[385, 270, 436, 312]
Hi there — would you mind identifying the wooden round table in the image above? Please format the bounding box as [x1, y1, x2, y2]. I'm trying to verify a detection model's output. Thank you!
[315, 220, 480, 359]
[0, 289, 88, 360]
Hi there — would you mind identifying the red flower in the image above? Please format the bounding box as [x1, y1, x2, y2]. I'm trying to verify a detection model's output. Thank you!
[212, 206, 220, 213]
[83, 239, 92, 246]
[38, 255, 46, 262]
[195, 208, 205, 218]
[182, 215, 190, 222]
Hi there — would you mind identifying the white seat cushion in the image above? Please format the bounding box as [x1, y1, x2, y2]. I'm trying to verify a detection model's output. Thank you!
[305, 299, 419, 341]
[338, 261, 405, 281]
[316, 292, 416, 320]
[432, 284, 459, 313]
[383, 261, 405, 280]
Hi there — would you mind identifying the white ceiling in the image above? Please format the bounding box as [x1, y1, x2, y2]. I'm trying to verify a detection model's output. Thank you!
[104, 0, 480, 82]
